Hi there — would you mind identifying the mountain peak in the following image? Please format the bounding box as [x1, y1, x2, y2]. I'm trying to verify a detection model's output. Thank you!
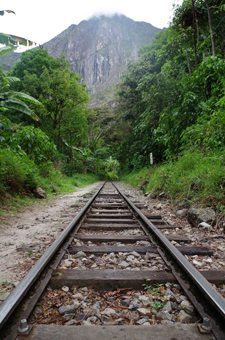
[88, 13, 133, 22]
[44, 15, 160, 101]
[0, 15, 160, 106]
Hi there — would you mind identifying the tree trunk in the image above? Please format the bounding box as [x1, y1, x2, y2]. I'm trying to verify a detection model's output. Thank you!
[186, 50, 192, 74]
[205, 0, 216, 56]
[191, 0, 198, 63]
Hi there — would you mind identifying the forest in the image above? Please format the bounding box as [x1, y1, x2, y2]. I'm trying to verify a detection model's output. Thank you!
[0, 0, 224, 210]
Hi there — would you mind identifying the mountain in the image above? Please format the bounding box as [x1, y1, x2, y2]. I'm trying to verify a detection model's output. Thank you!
[44, 15, 160, 98]
[0, 15, 160, 104]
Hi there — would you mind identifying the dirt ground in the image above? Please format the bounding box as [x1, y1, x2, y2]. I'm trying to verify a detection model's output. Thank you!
[0, 182, 101, 302]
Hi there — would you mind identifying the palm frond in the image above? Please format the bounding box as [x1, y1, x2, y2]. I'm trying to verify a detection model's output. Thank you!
[7, 76, 20, 84]
[12, 91, 43, 107]
[0, 98, 39, 121]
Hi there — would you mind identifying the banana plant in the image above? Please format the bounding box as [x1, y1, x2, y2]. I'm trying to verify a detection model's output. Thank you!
[0, 91, 40, 121]
[0, 72, 41, 121]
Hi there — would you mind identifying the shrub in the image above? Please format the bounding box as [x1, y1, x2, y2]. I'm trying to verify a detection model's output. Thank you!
[0, 148, 39, 195]
[10, 126, 58, 164]
[181, 110, 225, 152]
[122, 167, 151, 190]
[103, 156, 120, 180]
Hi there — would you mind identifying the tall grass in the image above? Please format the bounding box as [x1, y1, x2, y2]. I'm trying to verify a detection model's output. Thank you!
[122, 167, 151, 188]
[0, 147, 98, 215]
[123, 150, 225, 207]
[38, 162, 98, 194]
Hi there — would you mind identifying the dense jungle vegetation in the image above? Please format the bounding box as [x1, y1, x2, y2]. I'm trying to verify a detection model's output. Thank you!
[0, 0, 224, 209]
[0, 48, 118, 202]
[115, 0, 225, 208]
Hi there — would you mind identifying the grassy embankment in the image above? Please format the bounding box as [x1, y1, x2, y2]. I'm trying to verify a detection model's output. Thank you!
[122, 150, 225, 211]
[0, 148, 98, 216]
[0, 172, 98, 217]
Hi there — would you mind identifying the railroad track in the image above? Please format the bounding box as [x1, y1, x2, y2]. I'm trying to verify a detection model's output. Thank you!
[0, 182, 225, 339]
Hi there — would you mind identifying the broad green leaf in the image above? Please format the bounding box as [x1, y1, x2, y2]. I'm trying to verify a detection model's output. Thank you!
[0, 98, 39, 121]
[12, 92, 43, 107]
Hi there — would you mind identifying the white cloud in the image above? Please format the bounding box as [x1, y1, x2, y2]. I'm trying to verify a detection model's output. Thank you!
[0, 0, 182, 44]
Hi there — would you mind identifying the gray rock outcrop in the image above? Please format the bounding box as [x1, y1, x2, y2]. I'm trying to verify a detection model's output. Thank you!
[187, 207, 216, 227]
[0, 15, 160, 105]
[44, 15, 160, 98]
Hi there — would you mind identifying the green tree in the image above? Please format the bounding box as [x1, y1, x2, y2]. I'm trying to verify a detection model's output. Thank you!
[115, 0, 225, 169]
[11, 49, 89, 155]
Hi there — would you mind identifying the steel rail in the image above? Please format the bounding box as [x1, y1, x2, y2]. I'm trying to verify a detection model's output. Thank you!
[0, 182, 105, 329]
[113, 182, 225, 336]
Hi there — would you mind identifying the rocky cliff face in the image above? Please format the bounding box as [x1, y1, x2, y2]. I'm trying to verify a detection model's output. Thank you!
[0, 15, 160, 103]
[44, 15, 160, 95]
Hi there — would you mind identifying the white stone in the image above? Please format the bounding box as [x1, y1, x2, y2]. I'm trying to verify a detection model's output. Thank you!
[138, 241, 150, 246]
[131, 251, 141, 257]
[136, 318, 148, 325]
[137, 308, 150, 315]
[198, 222, 212, 230]
[86, 316, 98, 323]
[82, 319, 92, 326]
[166, 219, 175, 226]
[193, 259, 203, 267]
[72, 293, 83, 300]
[138, 295, 151, 305]
[176, 209, 188, 218]
[180, 300, 194, 314]
[203, 258, 213, 263]
[177, 310, 192, 323]
[58, 302, 80, 315]
[145, 253, 158, 260]
[64, 259, 72, 268]
[162, 301, 172, 313]
[158, 310, 173, 321]
[165, 288, 174, 299]
[62, 286, 69, 292]
[74, 251, 86, 258]
[0, 291, 9, 301]
[91, 264, 98, 268]
[65, 319, 76, 325]
[102, 307, 117, 316]
[120, 261, 130, 268]
[126, 255, 135, 262]
[108, 252, 115, 258]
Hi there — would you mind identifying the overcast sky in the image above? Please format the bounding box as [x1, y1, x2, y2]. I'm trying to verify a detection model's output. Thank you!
[1, 0, 182, 44]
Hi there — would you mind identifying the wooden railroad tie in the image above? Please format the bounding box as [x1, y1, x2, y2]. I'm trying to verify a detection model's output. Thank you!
[75, 234, 192, 243]
[51, 269, 225, 289]
[68, 245, 213, 256]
